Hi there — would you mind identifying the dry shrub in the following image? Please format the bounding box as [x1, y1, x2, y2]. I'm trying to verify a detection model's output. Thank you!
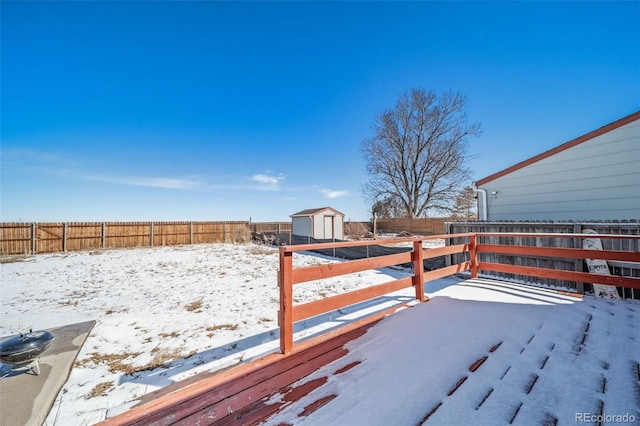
[76, 351, 143, 374]
[206, 323, 239, 332]
[77, 348, 192, 376]
[206, 323, 238, 337]
[344, 222, 371, 240]
[132, 348, 183, 373]
[159, 331, 180, 338]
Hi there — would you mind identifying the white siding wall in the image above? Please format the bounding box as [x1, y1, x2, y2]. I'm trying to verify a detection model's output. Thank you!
[334, 216, 343, 239]
[292, 217, 312, 237]
[478, 119, 640, 220]
[313, 213, 325, 239]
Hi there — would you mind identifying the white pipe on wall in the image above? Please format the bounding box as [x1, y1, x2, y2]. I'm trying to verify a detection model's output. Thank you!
[474, 186, 488, 221]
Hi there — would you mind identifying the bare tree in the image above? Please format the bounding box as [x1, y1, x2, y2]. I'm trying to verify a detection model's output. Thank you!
[361, 89, 481, 218]
[371, 196, 404, 219]
[451, 185, 477, 219]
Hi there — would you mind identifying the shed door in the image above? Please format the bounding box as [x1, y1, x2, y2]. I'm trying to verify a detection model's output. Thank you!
[323, 216, 333, 239]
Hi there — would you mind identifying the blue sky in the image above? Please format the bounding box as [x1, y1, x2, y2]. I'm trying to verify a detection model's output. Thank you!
[1, 1, 638, 222]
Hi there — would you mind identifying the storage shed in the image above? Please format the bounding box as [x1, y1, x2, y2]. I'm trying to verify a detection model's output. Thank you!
[475, 111, 640, 221]
[290, 207, 345, 240]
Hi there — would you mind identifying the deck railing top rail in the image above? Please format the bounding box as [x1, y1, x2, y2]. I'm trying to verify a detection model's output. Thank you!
[280, 233, 473, 253]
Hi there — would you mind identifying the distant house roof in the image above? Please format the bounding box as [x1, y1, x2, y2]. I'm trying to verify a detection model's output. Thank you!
[476, 110, 640, 187]
[290, 207, 345, 217]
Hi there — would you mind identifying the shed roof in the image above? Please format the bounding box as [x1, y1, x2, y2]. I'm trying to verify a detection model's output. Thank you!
[476, 110, 640, 187]
[290, 207, 345, 217]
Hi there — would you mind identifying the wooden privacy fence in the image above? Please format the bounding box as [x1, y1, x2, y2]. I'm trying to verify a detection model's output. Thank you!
[277, 232, 640, 354]
[249, 222, 292, 233]
[376, 217, 452, 235]
[0, 221, 252, 255]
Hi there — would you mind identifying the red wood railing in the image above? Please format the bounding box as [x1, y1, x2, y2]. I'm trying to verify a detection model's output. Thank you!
[278, 232, 640, 354]
[476, 232, 640, 289]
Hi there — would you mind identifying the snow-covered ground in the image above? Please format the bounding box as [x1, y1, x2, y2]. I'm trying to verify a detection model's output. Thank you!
[0, 240, 443, 425]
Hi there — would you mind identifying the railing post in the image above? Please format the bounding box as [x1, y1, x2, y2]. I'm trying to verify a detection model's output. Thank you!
[470, 234, 478, 278]
[573, 223, 585, 294]
[279, 246, 294, 354]
[444, 222, 451, 267]
[412, 239, 426, 302]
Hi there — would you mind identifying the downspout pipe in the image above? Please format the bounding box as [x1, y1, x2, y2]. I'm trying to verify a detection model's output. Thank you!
[474, 185, 488, 221]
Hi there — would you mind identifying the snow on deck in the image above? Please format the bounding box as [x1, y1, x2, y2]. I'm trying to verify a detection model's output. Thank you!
[263, 278, 640, 425]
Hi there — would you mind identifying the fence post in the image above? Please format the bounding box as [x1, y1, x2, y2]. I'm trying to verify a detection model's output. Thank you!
[101, 223, 106, 249]
[279, 246, 294, 354]
[31, 223, 36, 255]
[373, 212, 377, 239]
[63, 223, 67, 252]
[470, 234, 478, 278]
[412, 239, 427, 301]
[150, 222, 154, 247]
[224, 222, 227, 243]
[189, 222, 193, 245]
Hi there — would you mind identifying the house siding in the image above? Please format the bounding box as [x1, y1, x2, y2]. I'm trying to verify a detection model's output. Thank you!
[478, 119, 640, 221]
